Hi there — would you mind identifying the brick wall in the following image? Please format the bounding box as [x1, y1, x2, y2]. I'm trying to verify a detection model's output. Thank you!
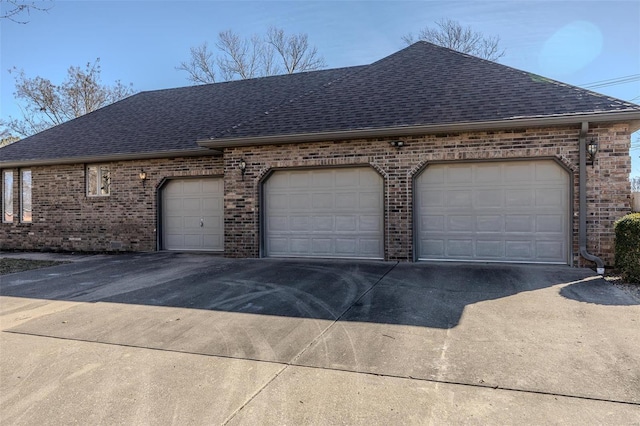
[223, 123, 632, 266]
[0, 156, 223, 252]
[0, 123, 632, 267]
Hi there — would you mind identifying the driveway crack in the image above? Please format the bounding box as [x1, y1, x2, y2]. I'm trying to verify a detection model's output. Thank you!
[221, 261, 399, 425]
[290, 260, 399, 366]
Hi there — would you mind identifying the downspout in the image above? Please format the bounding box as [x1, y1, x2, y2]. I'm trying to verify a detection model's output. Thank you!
[579, 121, 605, 275]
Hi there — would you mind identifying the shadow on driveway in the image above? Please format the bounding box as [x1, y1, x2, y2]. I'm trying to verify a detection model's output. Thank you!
[1, 252, 628, 330]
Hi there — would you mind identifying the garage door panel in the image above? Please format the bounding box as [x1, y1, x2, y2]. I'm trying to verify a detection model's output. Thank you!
[182, 180, 202, 194]
[335, 169, 359, 186]
[268, 194, 288, 210]
[421, 190, 444, 207]
[447, 166, 472, 184]
[447, 191, 473, 207]
[449, 216, 474, 232]
[162, 178, 224, 251]
[475, 164, 501, 182]
[416, 161, 568, 263]
[536, 188, 564, 207]
[360, 239, 383, 255]
[335, 193, 358, 209]
[290, 194, 311, 209]
[475, 189, 503, 207]
[335, 216, 357, 232]
[505, 163, 533, 181]
[290, 238, 310, 253]
[264, 168, 383, 259]
[360, 192, 382, 209]
[165, 234, 184, 247]
[419, 166, 443, 182]
[335, 239, 357, 255]
[505, 241, 533, 259]
[268, 238, 288, 254]
[312, 193, 334, 209]
[289, 216, 310, 231]
[311, 239, 332, 254]
[182, 197, 201, 211]
[268, 216, 288, 232]
[448, 240, 473, 256]
[477, 216, 502, 232]
[476, 240, 504, 258]
[311, 171, 332, 187]
[420, 215, 444, 231]
[183, 216, 203, 229]
[536, 162, 565, 180]
[537, 215, 564, 233]
[422, 239, 445, 256]
[537, 241, 564, 259]
[360, 215, 381, 231]
[505, 215, 534, 232]
[312, 216, 334, 231]
[506, 190, 532, 207]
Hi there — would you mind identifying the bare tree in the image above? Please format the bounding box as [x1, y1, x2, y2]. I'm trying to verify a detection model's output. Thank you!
[177, 43, 218, 85]
[5, 58, 134, 137]
[403, 18, 505, 61]
[1, 0, 52, 23]
[216, 30, 266, 81]
[177, 27, 326, 84]
[266, 27, 325, 74]
[0, 126, 20, 147]
[631, 176, 640, 192]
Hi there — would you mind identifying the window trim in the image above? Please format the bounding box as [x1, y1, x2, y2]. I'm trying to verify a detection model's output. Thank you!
[86, 164, 111, 197]
[2, 170, 14, 223]
[20, 169, 32, 223]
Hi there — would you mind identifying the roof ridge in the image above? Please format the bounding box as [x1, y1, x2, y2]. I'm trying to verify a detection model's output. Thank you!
[209, 64, 370, 140]
[137, 65, 365, 96]
[519, 71, 640, 110]
[406, 41, 640, 111]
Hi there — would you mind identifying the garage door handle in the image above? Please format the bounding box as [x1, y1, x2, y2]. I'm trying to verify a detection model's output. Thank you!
[200, 218, 204, 227]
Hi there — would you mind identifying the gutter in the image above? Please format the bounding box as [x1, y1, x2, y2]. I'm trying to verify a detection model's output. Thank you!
[197, 111, 640, 148]
[579, 121, 605, 275]
[0, 148, 221, 169]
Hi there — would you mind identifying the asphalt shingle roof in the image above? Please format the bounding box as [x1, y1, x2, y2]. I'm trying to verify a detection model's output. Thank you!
[2, 42, 639, 164]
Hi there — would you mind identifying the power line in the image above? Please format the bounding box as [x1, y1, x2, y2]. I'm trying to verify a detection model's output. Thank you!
[579, 74, 640, 90]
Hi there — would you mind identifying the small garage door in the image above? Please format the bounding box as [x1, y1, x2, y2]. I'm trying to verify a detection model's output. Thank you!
[162, 178, 224, 251]
[264, 168, 384, 259]
[415, 160, 569, 263]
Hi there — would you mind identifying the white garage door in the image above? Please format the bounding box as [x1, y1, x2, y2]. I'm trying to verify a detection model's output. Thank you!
[264, 168, 384, 259]
[162, 178, 224, 251]
[415, 161, 569, 263]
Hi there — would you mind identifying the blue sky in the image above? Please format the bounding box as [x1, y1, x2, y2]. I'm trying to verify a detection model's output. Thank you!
[1, 1, 639, 175]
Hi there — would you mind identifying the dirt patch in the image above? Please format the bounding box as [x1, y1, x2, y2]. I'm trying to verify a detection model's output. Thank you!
[0, 259, 68, 275]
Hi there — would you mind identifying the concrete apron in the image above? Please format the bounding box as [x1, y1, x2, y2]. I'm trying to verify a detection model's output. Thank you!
[1, 253, 638, 424]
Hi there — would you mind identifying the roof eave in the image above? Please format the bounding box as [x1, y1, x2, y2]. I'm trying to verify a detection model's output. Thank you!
[0, 148, 221, 169]
[197, 111, 640, 148]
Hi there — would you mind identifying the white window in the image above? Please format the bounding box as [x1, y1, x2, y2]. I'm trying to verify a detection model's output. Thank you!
[2, 170, 13, 223]
[21, 169, 32, 223]
[87, 165, 110, 196]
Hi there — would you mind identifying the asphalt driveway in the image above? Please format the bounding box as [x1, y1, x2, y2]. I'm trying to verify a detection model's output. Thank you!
[1, 252, 638, 424]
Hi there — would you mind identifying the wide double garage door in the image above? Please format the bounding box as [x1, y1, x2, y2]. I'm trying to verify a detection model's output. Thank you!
[263, 168, 384, 259]
[415, 160, 570, 264]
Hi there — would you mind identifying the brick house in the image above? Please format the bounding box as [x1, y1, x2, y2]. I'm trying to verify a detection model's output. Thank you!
[1, 42, 639, 268]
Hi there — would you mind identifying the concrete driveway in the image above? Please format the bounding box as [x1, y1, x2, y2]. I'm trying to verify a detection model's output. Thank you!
[1, 252, 638, 425]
